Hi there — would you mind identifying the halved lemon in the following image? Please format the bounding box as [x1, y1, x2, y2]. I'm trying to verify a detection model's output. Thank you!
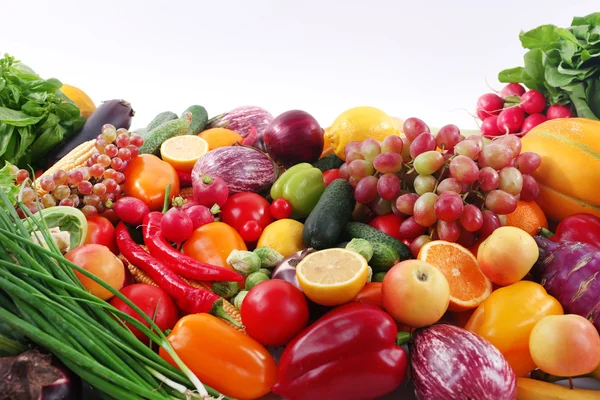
[296, 248, 369, 306]
[160, 135, 209, 173]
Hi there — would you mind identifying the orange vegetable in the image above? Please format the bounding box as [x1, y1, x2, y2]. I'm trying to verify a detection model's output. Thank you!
[182, 222, 247, 269]
[159, 314, 278, 400]
[353, 282, 383, 308]
[199, 128, 243, 150]
[122, 154, 179, 211]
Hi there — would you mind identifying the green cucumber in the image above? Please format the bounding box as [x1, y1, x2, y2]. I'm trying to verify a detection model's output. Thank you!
[312, 154, 344, 172]
[144, 111, 178, 137]
[182, 105, 208, 135]
[370, 242, 400, 272]
[343, 222, 411, 261]
[139, 113, 191, 155]
[303, 179, 355, 249]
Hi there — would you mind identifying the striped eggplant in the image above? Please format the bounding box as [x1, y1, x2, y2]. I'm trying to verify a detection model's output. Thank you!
[207, 106, 273, 149]
[410, 324, 517, 400]
[192, 145, 278, 195]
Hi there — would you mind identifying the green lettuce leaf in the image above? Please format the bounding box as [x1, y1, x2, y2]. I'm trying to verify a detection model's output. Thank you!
[0, 161, 19, 210]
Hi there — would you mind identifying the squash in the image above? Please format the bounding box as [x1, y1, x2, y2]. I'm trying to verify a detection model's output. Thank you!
[521, 118, 600, 221]
[60, 83, 96, 119]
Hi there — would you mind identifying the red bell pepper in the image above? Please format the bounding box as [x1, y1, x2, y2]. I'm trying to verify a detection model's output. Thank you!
[549, 213, 600, 248]
[272, 302, 408, 400]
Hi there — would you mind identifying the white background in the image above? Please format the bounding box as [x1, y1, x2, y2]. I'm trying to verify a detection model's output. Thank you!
[2, 1, 599, 131]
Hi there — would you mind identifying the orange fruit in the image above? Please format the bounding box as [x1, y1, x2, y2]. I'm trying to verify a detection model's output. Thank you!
[506, 200, 548, 236]
[418, 240, 492, 312]
[199, 128, 243, 150]
[160, 135, 209, 173]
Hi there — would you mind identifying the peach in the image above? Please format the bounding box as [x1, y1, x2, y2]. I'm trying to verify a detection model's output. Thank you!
[66, 244, 125, 300]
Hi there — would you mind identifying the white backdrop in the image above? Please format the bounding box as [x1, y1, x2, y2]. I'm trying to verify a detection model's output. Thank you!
[2, 0, 599, 130]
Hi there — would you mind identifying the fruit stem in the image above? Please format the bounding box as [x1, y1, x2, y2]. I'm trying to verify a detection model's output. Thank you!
[433, 164, 448, 193]
[538, 227, 555, 239]
[202, 175, 213, 185]
[162, 184, 171, 214]
[396, 331, 411, 346]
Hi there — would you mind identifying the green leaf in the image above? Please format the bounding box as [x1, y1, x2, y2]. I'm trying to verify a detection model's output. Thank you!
[498, 67, 524, 83]
[27, 78, 62, 93]
[2, 130, 18, 163]
[16, 126, 36, 163]
[0, 78, 6, 93]
[0, 106, 44, 126]
[555, 27, 583, 48]
[545, 65, 576, 87]
[571, 25, 590, 41]
[31, 118, 67, 159]
[581, 50, 592, 62]
[0, 161, 19, 210]
[21, 100, 47, 117]
[55, 102, 81, 121]
[572, 13, 600, 27]
[557, 62, 596, 77]
[0, 123, 15, 158]
[7, 84, 20, 104]
[564, 82, 598, 120]
[522, 49, 546, 90]
[585, 78, 600, 119]
[519, 25, 560, 50]
[9, 61, 40, 81]
[589, 26, 600, 45]
[559, 40, 578, 66]
[26, 92, 50, 104]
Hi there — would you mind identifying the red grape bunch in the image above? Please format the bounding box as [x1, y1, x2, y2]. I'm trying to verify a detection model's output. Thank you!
[338, 117, 542, 252]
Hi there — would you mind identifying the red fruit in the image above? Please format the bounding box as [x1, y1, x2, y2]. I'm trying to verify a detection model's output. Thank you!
[546, 104, 573, 120]
[161, 208, 194, 243]
[521, 114, 547, 134]
[369, 214, 405, 241]
[476, 94, 504, 120]
[500, 83, 526, 98]
[520, 90, 546, 114]
[192, 174, 229, 209]
[496, 107, 525, 134]
[480, 116, 502, 137]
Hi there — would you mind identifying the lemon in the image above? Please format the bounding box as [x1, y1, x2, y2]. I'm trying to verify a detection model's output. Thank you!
[60, 83, 96, 119]
[326, 106, 400, 160]
[296, 248, 369, 306]
[256, 219, 304, 258]
[160, 135, 209, 173]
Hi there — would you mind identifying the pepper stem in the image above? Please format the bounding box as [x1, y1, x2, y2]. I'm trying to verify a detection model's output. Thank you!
[396, 331, 412, 346]
[538, 227, 555, 238]
[162, 184, 172, 214]
[202, 175, 213, 185]
[210, 298, 244, 328]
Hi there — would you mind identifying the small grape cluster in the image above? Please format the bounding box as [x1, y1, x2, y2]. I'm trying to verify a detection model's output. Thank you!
[339, 117, 541, 249]
[33, 124, 144, 216]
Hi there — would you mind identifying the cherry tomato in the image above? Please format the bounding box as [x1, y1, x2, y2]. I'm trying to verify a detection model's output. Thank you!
[123, 154, 180, 211]
[353, 282, 383, 308]
[85, 215, 118, 255]
[270, 198, 292, 220]
[240, 220, 263, 242]
[241, 280, 309, 347]
[369, 213, 405, 241]
[322, 169, 341, 186]
[110, 284, 179, 342]
[221, 193, 274, 233]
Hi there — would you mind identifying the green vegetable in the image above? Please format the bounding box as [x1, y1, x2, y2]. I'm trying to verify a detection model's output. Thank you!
[258, 268, 272, 278]
[0, 54, 85, 168]
[343, 222, 411, 261]
[233, 290, 249, 310]
[23, 206, 87, 250]
[211, 281, 240, 300]
[182, 105, 208, 135]
[139, 113, 191, 155]
[311, 154, 344, 172]
[498, 13, 600, 119]
[370, 242, 401, 272]
[345, 239, 374, 262]
[366, 266, 373, 283]
[0, 162, 18, 210]
[270, 163, 326, 219]
[226, 250, 261, 275]
[143, 111, 178, 137]
[372, 272, 387, 282]
[244, 272, 270, 291]
[253, 246, 284, 268]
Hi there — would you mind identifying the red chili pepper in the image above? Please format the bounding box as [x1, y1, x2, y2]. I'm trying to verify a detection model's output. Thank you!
[549, 213, 600, 248]
[272, 302, 408, 400]
[176, 170, 193, 187]
[116, 222, 220, 315]
[142, 212, 243, 282]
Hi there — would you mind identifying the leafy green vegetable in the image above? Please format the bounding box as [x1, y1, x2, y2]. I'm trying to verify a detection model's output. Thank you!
[0, 161, 19, 210]
[0, 54, 85, 168]
[498, 13, 600, 120]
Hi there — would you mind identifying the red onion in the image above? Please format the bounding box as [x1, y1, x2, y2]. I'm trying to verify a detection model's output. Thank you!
[264, 110, 324, 166]
[272, 248, 317, 290]
[410, 324, 517, 400]
[192, 145, 278, 195]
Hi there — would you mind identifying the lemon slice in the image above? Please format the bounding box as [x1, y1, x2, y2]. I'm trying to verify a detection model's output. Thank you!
[160, 135, 209, 173]
[296, 248, 369, 306]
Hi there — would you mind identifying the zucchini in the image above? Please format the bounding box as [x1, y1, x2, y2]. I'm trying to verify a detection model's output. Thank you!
[139, 113, 191, 155]
[370, 242, 400, 272]
[183, 105, 208, 135]
[303, 179, 355, 249]
[343, 222, 411, 261]
[145, 111, 178, 134]
[312, 154, 344, 172]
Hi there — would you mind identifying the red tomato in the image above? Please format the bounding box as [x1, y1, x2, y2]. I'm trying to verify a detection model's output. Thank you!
[85, 215, 119, 255]
[369, 213, 405, 241]
[110, 284, 179, 342]
[241, 280, 309, 347]
[353, 282, 383, 308]
[270, 198, 292, 220]
[322, 169, 340, 186]
[240, 220, 263, 242]
[221, 193, 274, 233]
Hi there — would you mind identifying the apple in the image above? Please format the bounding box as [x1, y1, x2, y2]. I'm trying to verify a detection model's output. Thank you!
[530, 314, 600, 377]
[477, 226, 538, 285]
[382, 260, 450, 328]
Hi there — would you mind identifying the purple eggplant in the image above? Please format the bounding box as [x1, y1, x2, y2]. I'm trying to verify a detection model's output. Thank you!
[47, 99, 134, 167]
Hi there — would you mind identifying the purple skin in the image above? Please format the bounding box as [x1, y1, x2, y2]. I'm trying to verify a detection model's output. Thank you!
[411, 324, 517, 400]
[192, 146, 278, 195]
[533, 236, 600, 331]
[209, 106, 273, 139]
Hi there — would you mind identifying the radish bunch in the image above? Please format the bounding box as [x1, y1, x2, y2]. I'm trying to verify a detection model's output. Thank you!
[476, 83, 573, 137]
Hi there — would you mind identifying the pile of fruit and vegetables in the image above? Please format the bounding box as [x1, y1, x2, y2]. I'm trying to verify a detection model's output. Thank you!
[2, 12, 600, 400]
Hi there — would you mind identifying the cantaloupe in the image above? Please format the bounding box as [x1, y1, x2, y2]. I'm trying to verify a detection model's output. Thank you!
[521, 118, 600, 221]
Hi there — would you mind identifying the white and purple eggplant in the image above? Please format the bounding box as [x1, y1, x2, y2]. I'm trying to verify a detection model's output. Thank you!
[192, 145, 278, 195]
[410, 324, 517, 400]
[207, 105, 273, 140]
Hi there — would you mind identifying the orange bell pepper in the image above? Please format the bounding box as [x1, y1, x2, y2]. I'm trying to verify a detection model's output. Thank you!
[353, 282, 383, 308]
[465, 281, 563, 377]
[182, 222, 247, 269]
[123, 154, 180, 211]
[159, 314, 278, 400]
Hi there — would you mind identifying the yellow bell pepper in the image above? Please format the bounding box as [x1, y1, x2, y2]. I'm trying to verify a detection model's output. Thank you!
[465, 281, 563, 377]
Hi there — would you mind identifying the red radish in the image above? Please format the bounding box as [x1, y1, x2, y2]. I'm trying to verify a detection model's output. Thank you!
[192, 174, 229, 208]
[184, 205, 215, 230]
[113, 197, 150, 226]
[520, 90, 546, 114]
[411, 324, 517, 400]
[496, 106, 525, 134]
[500, 83, 526, 98]
[176, 170, 193, 186]
[476, 93, 504, 120]
[179, 197, 201, 211]
[161, 208, 193, 243]
[547, 104, 574, 119]
[521, 113, 547, 134]
[480, 116, 502, 137]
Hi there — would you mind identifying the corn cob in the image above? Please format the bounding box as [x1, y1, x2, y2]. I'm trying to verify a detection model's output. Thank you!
[36, 140, 97, 196]
[179, 186, 193, 198]
[120, 254, 245, 333]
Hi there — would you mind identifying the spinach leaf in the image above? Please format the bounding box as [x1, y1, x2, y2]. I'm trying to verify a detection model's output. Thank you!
[523, 49, 546, 90]
[519, 25, 560, 50]
[0, 107, 44, 127]
[572, 13, 600, 27]
[586, 78, 600, 118]
[498, 67, 524, 83]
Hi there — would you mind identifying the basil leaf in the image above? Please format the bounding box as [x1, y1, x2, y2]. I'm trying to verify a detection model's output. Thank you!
[0, 78, 5, 93]
[31, 117, 67, 159]
[0, 106, 44, 127]
[9, 61, 40, 82]
[27, 78, 62, 93]
[55, 102, 81, 121]
[0, 123, 15, 158]
[498, 67, 524, 83]
[21, 100, 47, 117]
[585, 78, 600, 119]
[16, 126, 36, 162]
[519, 25, 560, 50]
[2, 131, 18, 163]
[26, 92, 50, 104]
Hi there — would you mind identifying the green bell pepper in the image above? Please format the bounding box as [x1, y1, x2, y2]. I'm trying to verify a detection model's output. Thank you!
[270, 163, 326, 219]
